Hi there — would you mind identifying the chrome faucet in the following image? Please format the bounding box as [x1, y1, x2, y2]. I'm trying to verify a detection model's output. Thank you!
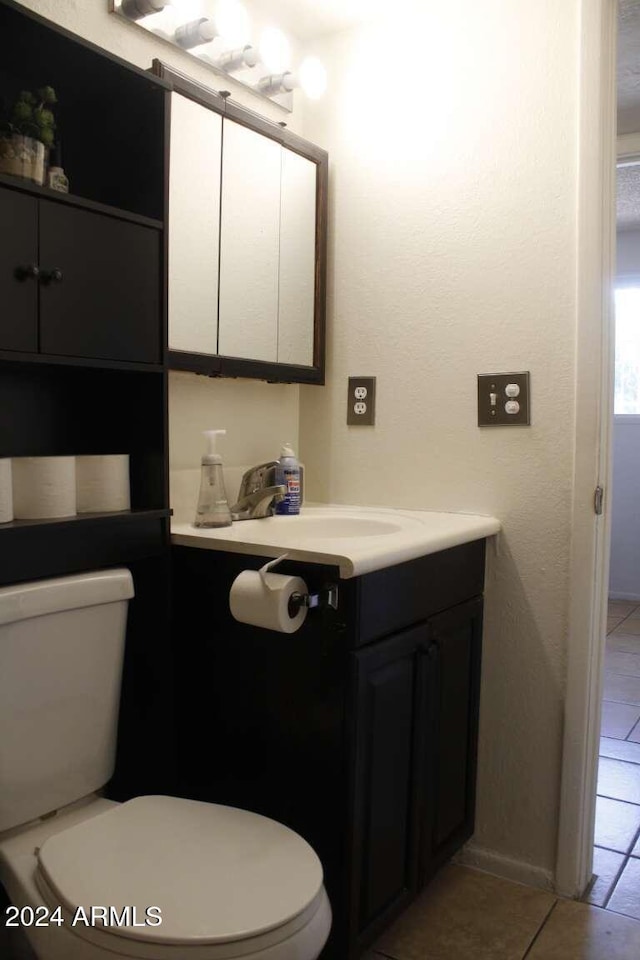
[231, 462, 286, 520]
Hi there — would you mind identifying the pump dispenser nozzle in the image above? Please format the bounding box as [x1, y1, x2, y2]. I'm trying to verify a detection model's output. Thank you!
[194, 429, 232, 528]
[202, 429, 226, 465]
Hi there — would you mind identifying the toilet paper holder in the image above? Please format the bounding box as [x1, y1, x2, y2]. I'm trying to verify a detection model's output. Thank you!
[288, 584, 339, 616]
[259, 555, 339, 616]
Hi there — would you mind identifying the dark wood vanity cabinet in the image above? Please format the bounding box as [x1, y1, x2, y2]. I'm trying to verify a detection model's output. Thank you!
[351, 597, 483, 941]
[171, 539, 486, 959]
[0, 185, 162, 363]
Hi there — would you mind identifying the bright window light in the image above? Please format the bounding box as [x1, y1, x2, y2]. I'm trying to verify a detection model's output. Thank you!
[215, 0, 250, 47]
[259, 26, 291, 73]
[299, 57, 327, 99]
[614, 285, 640, 414]
[170, 0, 204, 22]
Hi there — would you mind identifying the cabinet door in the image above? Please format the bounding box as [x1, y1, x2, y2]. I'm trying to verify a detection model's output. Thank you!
[351, 625, 425, 941]
[218, 119, 281, 362]
[278, 148, 316, 366]
[419, 598, 484, 884]
[168, 92, 221, 354]
[0, 188, 38, 352]
[39, 201, 161, 362]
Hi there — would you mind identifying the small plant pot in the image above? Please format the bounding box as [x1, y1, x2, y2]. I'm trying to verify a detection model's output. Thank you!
[0, 134, 46, 185]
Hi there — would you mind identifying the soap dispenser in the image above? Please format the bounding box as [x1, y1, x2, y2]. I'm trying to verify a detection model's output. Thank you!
[194, 430, 232, 528]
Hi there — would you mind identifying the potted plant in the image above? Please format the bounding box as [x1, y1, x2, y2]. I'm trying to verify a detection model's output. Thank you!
[0, 86, 56, 186]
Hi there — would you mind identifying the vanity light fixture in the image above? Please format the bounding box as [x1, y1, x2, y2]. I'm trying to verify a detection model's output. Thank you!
[110, 0, 327, 111]
[120, 0, 166, 20]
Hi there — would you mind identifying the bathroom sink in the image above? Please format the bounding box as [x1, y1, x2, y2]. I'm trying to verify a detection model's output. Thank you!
[171, 505, 501, 578]
[253, 516, 403, 539]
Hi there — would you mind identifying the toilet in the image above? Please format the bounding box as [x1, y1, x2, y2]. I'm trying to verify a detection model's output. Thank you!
[0, 568, 331, 960]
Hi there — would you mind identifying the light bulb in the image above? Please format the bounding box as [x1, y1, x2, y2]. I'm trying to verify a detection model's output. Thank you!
[214, 0, 250, 48]
[256, 72, 296, 96]
[259, 26, 291, 74]
[217, 45, 258, 72]
[299, 57, 327, 100]
[175, 16, 216, 48]
[121, 0, 167, 20]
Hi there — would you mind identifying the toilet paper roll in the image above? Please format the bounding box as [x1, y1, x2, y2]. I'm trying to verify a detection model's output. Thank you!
[0, 458, 12, 523]
[229, 570, 308, 633]
[76, 455, 130, 513]
[12, 457, 77, 520]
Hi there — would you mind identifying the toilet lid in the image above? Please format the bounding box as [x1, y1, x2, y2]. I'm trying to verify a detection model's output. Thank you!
[36, 796, 323, 946]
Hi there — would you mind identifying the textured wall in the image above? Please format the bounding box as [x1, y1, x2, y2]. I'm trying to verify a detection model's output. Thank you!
[17, 0, 303, 482]
[298, 1, 579, 881]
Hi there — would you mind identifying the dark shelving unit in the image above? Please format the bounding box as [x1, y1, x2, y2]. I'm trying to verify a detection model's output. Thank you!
[0, 0, 173, 799]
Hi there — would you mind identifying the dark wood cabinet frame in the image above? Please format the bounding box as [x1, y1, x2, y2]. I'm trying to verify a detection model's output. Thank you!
[152, 61, 328, 385]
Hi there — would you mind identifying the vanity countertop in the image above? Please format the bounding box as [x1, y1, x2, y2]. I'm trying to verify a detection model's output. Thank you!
[171, 504, 500, 578]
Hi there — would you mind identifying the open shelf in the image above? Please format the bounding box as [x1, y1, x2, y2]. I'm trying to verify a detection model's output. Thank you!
[0, 172, 164, 230]
[0, 510, 169, 584]
[0, 507, 171, 532]
[0, 348, 165, 374]
[0, 0, 167, 221]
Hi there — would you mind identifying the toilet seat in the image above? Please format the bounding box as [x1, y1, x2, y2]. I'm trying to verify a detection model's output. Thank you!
[34, 795, 329, 959]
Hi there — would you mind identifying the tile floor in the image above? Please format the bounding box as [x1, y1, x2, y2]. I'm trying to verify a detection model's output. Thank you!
[585, 600, 640, 917]
[367, 863, 640, 960]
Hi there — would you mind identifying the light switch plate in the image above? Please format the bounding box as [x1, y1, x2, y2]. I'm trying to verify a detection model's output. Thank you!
[347, 377, 376, 425]
[478, 372, 530, 426]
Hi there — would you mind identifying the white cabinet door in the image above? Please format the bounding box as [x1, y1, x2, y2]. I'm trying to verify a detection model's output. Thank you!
[168, 92, 222, 354]
[278, 148, 317, 367]
[218, 119, 281, 362]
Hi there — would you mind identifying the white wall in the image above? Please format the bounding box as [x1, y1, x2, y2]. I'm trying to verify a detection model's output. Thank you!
[17, 0, 303, 506]
[299, 1, 580, 884]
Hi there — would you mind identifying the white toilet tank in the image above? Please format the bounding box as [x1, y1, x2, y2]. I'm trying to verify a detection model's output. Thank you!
[0, 568, 134, 833]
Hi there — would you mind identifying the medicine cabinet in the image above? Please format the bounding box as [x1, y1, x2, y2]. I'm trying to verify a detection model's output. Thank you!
[155, 63, 328, 385]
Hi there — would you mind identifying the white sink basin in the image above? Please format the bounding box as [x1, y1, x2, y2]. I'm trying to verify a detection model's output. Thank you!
[171, 505, 500, 578]
[247, 516, 403, 539]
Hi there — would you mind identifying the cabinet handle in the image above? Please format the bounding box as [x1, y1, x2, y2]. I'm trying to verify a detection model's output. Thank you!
[40, 268, 63, 284]
[14, 264, 40, 281]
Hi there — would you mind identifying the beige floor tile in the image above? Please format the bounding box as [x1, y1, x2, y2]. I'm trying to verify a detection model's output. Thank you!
[594, 798, 640, 854]
[605, 651, 640, 678]
[603, 674, 640, 706]
[612, 621, 640, 637]
[373, 864, 554, 960]
[608, 634, 640, 655]
[598, 757, 640, 804]
[608, 858, 640, 921]
[600, 701, 640, 739]
[526, 898, 640, 960]
[609, 601, 639, 617]
[630, 722, 640, 744]
[584, 847, 626, 906]
[600, 737, 640, 765]
[609, 617, 626, 634]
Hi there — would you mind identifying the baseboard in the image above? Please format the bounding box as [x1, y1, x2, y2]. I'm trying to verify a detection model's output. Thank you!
[609, 592, 640, 602]
[456, 843, 555, 892]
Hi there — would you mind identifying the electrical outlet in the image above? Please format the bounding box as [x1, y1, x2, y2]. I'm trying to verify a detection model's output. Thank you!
[347, 377, 376, 425]
[477, 372, 530, 426]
